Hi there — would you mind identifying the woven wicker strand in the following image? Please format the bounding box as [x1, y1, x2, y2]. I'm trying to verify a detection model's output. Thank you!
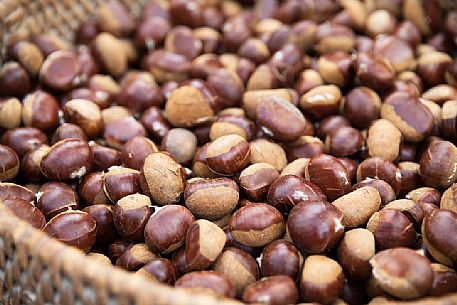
[1, 0, 457, 304]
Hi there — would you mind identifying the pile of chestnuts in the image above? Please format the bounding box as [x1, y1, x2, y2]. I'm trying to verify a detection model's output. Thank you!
[1, 0, 457, 304]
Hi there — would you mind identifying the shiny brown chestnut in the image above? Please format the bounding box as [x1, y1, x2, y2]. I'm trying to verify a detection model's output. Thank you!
[43, 210, 96, 253]
[83, 204, 118, 245]
[36, 182, 79, 220]
[90, 142, 121, 171]
[79, 172, 109, 206]
[0, 144, 20, 182]
[267, 175, 327, 213]
[381, 92, 434, 143]
[343, 87, 381, 129]
[136, 258, 177, 285]
[103, 166, 141, 203]
[239, 163, 279, 202]
[419, 140, 457, 189]
[305, 154, 351, 201]
[370, 247, 434, 299]
[116, 243, 157, 271]
[1, 197, 46, 229]
[367, 209, 417, 250]
[260, 240, 300, 279]
[104, 116, 147, 149]
[117, 71, 164, 113]
[52, 123, 88, 144]
[40, 139, 93, 181]
[256, 96, 306, 142]
[140, 106, 171, 143]
[325, 126, 363, 157]
[287, 201, 344, 254]
[243, 276, 298, 305]
[144, 205, 194, 254]
[113, 193, 153, 242]
[228, 202, 284, 247]
[39, 50, 82, 91]
[22, 90, 60, 132]
[422, 209, 457, 267]
[0, 61, 31, 97]
[121, 136, 159, 170]
[357, 157, 402, 195]
[205, 134, 250, 176]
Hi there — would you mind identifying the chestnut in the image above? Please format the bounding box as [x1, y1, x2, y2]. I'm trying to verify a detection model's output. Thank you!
[121, 136, 159, 170]
[36, 182, 79, 220]
[206, 134, 251, 176]
[239, 163, 279, 202]
[419, 140, 457, 189]
[228, 203, 284, 247]
[136, 258, 177, 285]
[337, 228, 375, 281]
[22, 90, 60, 132]
[0, 144, 20, 181]
[40, 139, 93, 181]
[0, 97, 22, 129]
[175, 271, 235, 298]
[267, 175, 327, 213]
[212, 247, 259, 296]
[185, 219, 226, 271]
[184, 178, 238, 220]
[357, 157, 402, 195]
[116, 243, 157, 271]
[429, 263, 457, 296]
[63, 99, 103, 138]
[332, 187, 381, 228]
[144, 205, 195, 254]
[367, 209, 417, 250]
[250, 138, 288, 171]
[83, 204, 118, 245]
[260, 240, 300, 279]
[343, 87, 381, 129]
[287, 201, 344, 254]
[140, 152, 186, 206]
[305, 154, 351, 201]
[52, 123, 88, 144]
[43, 210, 96, 253]
[255, 96, 306, 142]
[103, 166, 141, 203]
[285, 136, 324, 162]
[422, 209, 457, 267]
[300, 255, 344, 305]
[1, 197, 46, 229]
[104, 116, 147, 149]
[243, 276, 298, 305]
[161, 128, 197, 165]
[370, 247, 434, 299]
[113, 193, 153, 242]
[381, 92, 434, 142]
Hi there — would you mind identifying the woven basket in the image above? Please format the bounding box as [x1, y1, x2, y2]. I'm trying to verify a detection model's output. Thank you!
[1, 0, 457, 304]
